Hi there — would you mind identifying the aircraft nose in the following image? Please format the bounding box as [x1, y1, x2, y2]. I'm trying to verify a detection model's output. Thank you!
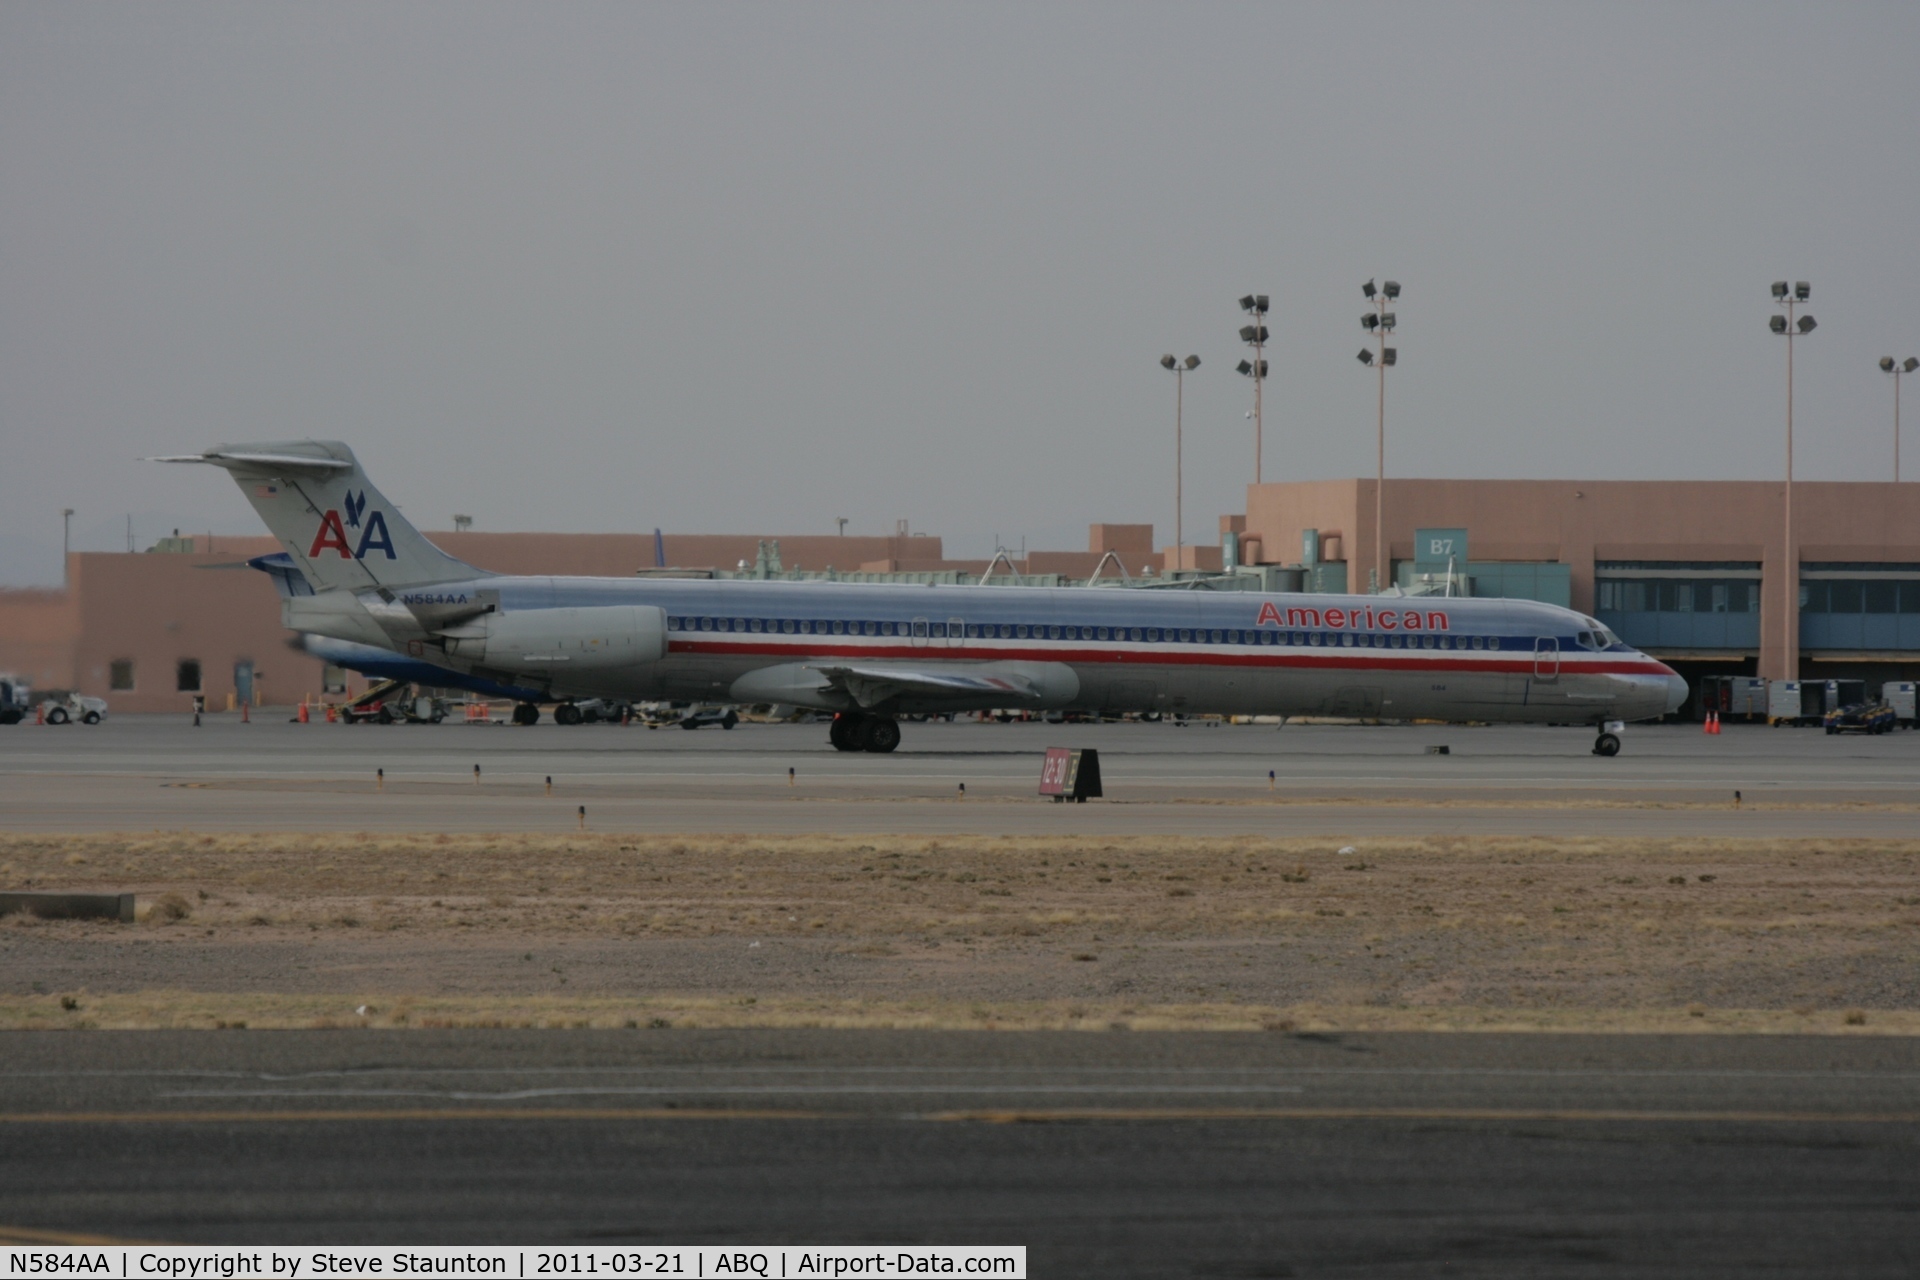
[1662, 668, 1689, 714]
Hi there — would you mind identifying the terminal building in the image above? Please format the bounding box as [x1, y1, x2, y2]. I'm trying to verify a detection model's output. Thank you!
[5, 480, 1920, 716]
[1229, 478, 1920, 695]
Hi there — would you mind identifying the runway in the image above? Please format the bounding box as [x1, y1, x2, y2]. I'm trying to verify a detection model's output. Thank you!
[3, 714, 1916, 836]
[2, 1029, 1916, 1274]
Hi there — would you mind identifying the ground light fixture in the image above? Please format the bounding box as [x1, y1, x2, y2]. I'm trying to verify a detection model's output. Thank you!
[1357, 280, 1401, 593]
[1237, 294, 1269, 484]
[1160, 353, 1201, 565]
[1882, 356, 1920, 482]
[1771, 280, 1815, 680]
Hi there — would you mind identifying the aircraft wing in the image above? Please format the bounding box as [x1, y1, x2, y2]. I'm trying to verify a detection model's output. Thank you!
[811, 663, 1044, 710]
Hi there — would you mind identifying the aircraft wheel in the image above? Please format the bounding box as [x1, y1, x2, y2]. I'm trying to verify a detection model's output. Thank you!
[861, 717, 902, 754]
[554, 703, 582, 726]
[1593, 732, 1620, 757]
[82, 711, 102, 725]
[45, 707, 69, 725]
[829, 713, 861, 751]
[512, 703, 540, 726]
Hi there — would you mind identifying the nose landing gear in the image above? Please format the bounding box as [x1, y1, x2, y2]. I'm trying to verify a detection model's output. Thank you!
[829, 712, 901, 753]
[1592, 720, 1624, 757]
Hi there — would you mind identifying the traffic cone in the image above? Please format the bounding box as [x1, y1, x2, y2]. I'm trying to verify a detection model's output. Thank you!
[1710, 711, 1721, 735]
[1702, 710, 1712, 734]
[297, 701, 309, 724]
[35, 702, 44, 725]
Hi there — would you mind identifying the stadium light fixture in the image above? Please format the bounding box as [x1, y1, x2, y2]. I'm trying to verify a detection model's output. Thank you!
[1360, 277, 1404, 593]
[1883, 354, 1920, 481]
[1159, 352, 1201, 564]
[1769, 278, 1816, 681]
[1239, 294, 1272, 483]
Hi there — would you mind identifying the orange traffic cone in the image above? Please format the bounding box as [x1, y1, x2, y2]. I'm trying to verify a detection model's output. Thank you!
[1710, 710, 1721, 735]
[297, 701, 309, 724]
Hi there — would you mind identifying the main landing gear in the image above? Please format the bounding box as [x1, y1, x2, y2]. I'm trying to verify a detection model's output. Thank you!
[830, 711, 901, 754]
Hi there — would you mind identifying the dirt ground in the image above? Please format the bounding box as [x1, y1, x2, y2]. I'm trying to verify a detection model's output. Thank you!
[2, 832, 1917, 1033]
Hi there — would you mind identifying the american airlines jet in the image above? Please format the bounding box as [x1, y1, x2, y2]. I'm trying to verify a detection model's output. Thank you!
[158, 442, 1687, 756]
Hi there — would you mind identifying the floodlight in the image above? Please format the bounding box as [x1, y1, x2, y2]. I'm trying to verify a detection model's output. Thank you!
[1252, 359, 1267, 377]
[1797, 315, 1816, 334]
[1772, 281, 1789, 298]
[1239, 295, 1257, 312]
[1381, 312, 1397, 331]
[1357, 349, 1374, 365]
[1362, 279, 1377, 299]
[1236, 359, 1253, 375]
[1239, 325, 1256, 342]
[1382, 348, 1398, 366]
[1795, 282, 1810, 301]
[1382, 281, 1401, 299]
[1161, 354, 1177, 369]
[1906, 358, 1919, 373]
[1184, 354, 1201, 370]
[1770, 315, 1788, 334]
[1254, 295, 1269, 312]
[1884, 357, 1897, 372]
[1361, 314, 1379, 331]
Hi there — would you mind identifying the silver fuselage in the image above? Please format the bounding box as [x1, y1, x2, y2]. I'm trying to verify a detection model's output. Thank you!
[372, 575, 1684, 724]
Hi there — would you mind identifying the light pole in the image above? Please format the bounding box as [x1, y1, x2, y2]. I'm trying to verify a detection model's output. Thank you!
[1160, 354, 1201, 564]
[61, 508, 74, 587]
[1357, 279, 1400, 593]
[1237, 295, 1269, 484]
[1770, 281, 1815, 681]
[1881, 356, 1919, 481]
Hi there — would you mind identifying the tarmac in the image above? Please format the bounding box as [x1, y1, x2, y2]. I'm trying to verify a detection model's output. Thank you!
[2, 1029, 1917, 1273]
[3, 712, 1918, 836]
[7, 715, 1919, 1268]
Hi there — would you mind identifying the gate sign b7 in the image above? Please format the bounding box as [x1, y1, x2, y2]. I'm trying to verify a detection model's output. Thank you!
[1413, 528, 1468, 570]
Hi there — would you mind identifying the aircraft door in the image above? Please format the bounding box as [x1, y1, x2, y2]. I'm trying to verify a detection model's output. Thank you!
[1533, 636, 1559, 681]
[945, 618, 965, 650]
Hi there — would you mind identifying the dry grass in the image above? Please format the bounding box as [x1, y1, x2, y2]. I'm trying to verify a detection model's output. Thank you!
[2, 832, 1918, 1032]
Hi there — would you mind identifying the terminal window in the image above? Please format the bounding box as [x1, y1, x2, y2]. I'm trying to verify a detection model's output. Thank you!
[176, 659, 202, 692]
[1598, 579, 1757, 613]
[1800, 580, 1920, 613]
[108, 660, 134, 691]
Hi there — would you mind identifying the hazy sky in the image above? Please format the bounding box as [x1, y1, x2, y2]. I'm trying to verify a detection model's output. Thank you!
[4, 2, 1918, 583]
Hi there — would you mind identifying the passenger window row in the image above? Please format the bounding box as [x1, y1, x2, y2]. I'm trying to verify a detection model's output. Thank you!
[665, 616, 1515, 651]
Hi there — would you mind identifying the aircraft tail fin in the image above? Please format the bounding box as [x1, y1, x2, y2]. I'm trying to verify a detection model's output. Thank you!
[150, 441, 484, 593]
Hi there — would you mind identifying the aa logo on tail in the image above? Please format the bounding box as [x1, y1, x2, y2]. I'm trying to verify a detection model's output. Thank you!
[310, 490, 396, 561]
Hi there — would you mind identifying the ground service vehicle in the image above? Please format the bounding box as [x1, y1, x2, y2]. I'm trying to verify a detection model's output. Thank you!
[158, 441, 1690, 755]
[40, 695, 108, 725]
[0, 677, 30, 725]
[1825, 702, 1897, 735]
[679, 706, 739, 730]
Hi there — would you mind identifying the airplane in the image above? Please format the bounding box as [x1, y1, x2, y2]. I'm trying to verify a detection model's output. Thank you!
[155, 441, 1687, 756]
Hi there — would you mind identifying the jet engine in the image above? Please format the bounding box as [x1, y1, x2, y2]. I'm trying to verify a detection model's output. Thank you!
[441, 605, 667, 673]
